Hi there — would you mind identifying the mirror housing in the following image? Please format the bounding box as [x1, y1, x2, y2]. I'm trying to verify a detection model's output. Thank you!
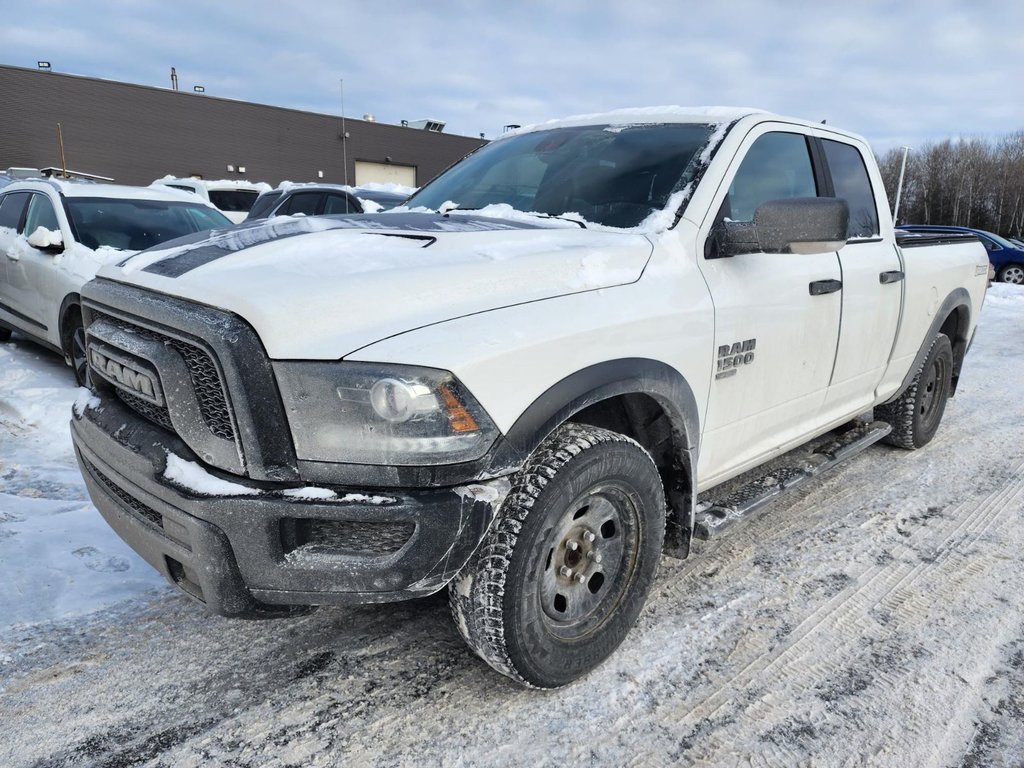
[26, 226, 64, 253]
[708, 197, 849, 258]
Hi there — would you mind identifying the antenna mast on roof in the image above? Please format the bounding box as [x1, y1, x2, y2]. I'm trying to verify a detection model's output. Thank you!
[171, 67, 179, 91]
[57, 123, 68, 179]
[340, 79, 349, 186]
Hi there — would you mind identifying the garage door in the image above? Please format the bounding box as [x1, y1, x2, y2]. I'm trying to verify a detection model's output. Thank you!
[354, 162, 417, 187]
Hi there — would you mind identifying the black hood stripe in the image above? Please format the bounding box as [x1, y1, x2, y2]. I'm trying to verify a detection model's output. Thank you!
[138, 213, 544, 278]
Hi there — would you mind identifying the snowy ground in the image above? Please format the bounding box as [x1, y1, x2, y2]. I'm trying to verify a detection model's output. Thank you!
[2, 285, 1023, 767]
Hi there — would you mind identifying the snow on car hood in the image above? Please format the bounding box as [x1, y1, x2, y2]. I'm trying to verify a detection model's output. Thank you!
[101, 213, 653, 359]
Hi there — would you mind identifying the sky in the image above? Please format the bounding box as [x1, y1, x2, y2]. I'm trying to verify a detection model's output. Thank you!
[3, 0, 1022, 154]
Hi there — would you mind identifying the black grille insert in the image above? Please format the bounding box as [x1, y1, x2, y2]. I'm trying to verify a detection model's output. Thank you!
[116, 389, 174, 432]
[88, 460, 164, 530]
[281, 518, 415, 559]
[93, 312, 235, 440]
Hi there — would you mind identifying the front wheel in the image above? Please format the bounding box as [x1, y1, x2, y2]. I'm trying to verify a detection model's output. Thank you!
[449, 423, 665, 688]
[62, 310, 89, 387]
[876, 333, 953, 450]
[997, 263, 1024, 285]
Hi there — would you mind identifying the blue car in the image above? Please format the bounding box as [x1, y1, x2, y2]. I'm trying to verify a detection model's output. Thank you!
[898, 224, 1024, 284]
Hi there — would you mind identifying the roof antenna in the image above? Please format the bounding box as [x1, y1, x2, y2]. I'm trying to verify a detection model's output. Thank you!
[57, 122, 69, 179]
[340, 79, 349, 186]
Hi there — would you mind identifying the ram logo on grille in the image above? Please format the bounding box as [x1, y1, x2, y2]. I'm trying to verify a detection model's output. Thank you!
[89, 345, 165, 407]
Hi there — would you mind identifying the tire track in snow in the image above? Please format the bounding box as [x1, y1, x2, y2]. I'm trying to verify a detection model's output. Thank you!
[627, 458, 1024, 767]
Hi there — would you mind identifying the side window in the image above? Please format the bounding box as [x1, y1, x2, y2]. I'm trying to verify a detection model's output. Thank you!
[323, 193, 357, 214]
[283, 192, 322, 216]
[822, 139, 879, 238]
[723, 132, 818, 222]
[979, 236, 999, 252]
[0, 192, 30, 231]
[24, 194, 60, 236]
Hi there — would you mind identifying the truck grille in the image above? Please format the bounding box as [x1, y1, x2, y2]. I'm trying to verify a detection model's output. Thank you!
[93, 312, 235, 441]
[116, 389, 174, 432]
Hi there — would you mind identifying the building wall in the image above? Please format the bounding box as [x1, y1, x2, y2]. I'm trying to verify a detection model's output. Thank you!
[0, 65, 485, 187]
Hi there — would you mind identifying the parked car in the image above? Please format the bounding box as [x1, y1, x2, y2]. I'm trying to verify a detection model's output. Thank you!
[0, 180, 231, 383]
[73, 107, 989, 688]
[150, 177, 270, 224]
[897, 224, 1024, 284]
[245, 184, 363, 221]
[245, 184, 410, 221]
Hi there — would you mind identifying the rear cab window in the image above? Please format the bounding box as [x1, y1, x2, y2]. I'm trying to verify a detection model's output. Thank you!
[821, 139, 879, 239]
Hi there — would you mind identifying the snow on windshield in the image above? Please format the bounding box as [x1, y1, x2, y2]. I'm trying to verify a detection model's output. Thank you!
[404, 122, 728, 232]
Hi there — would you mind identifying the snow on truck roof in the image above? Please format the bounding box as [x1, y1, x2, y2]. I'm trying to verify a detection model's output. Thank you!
[507, 106, 768, 135]
[505, 106, 868, 144]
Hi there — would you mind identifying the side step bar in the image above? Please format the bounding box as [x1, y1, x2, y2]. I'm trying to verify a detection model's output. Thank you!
[693, 420, 892, 540]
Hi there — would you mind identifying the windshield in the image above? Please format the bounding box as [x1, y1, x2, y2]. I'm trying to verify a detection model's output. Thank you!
[246, 190, 283, 220]
[208, 189, 260, 212]
[66, 198, 232, 250]
[408, 123, 715, 228]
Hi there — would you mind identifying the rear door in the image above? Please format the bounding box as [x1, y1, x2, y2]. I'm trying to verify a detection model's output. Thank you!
[818, 137, 903, 417]
[696, 126, 842, 485]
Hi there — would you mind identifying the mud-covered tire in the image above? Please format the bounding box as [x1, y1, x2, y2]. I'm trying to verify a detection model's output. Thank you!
[449, 423, 665, 688]
[997, 263, 1024, 284]
[877, 333, 953, 450]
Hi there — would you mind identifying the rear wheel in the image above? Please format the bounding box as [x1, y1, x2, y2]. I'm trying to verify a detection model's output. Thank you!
[997, 263, 1024, 284]
[877, 333, 953, 450]
[0, 326, 10, 342]
[449, 423, 665, 688]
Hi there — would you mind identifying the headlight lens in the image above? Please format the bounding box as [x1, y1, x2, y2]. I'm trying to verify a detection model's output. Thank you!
[273, 361, 499, 466]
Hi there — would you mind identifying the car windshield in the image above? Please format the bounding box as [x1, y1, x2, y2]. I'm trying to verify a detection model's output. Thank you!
[407, 123, 716, 228]
[208, 189, 260, 212]
[66, 198, 233, 250]
[246, 190, 283, 220]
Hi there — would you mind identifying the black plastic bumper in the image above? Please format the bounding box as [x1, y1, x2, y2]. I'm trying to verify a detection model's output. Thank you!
[71, 394, 507, 618]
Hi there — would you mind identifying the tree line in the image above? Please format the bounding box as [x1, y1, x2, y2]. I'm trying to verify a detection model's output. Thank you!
[877, 132, 1024, 238]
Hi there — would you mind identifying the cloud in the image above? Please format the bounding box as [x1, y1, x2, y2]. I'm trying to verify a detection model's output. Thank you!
[2, 0, 1022, 151]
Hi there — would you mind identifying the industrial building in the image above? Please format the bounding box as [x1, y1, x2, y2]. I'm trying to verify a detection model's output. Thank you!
[0, 64, 486, 188]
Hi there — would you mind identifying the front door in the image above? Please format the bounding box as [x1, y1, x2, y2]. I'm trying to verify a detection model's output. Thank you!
[696, 128, 842, 488]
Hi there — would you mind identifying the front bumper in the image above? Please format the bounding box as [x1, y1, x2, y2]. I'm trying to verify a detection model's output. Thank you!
[71, 394, 508, 618]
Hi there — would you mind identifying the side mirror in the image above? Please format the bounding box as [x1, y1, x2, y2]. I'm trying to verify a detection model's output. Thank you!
[26, 226, 64, 253]
[708, 198, 849, 258]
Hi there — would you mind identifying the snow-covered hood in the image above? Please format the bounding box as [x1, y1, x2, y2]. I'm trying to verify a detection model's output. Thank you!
[99, 213, 653, 359]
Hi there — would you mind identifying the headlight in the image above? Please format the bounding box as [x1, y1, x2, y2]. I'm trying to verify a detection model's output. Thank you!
[273, 361, 499, 466]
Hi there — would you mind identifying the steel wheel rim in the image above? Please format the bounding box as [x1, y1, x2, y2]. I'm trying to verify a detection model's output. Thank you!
[537, 483, 641, 640]
[919, 353, 947, 429]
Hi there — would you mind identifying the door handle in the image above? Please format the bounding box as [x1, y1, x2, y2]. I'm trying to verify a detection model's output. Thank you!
[809, 279, 842, 295]
[879, 270, 904, 284]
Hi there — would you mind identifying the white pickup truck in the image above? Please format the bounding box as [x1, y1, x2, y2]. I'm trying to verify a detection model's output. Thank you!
[71, 107, 989, 688]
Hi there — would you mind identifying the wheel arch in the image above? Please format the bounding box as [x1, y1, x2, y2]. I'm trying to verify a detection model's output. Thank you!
[885, 287, 972, 404]
[58, 291, 83, 355]
[493, 358, 700, 559]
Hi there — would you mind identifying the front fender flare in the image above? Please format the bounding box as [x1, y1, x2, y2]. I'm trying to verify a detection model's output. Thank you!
[487, 358, 700, 557]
